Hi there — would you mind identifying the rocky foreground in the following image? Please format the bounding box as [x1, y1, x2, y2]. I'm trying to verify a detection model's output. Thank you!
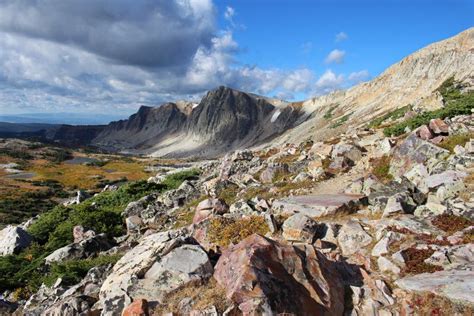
[0, 109, 473, 315]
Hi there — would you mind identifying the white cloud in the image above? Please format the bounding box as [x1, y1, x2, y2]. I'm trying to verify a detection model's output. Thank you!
[348, 70, 370, 83]
[325, 49, 346, 64]
[224, 6, 235, 21]
[314, 69, 345, 94]
[335, 32, 348, 42]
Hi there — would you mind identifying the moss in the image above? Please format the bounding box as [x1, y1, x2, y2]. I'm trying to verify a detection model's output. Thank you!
[438, 133, 473, 153]
[207, 216, 269, 248]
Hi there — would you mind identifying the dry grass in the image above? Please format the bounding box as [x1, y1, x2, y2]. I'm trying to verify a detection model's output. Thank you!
[370, 155, 393, 182]
[152, 278, 229, 315]
[408, 292, 473, 316]
[207, 216, 269, 248]
[438, 133, 473, 153]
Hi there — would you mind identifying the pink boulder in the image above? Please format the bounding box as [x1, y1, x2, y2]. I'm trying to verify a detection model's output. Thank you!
[429, 118, 449, 134]
[416, 125, 433, 140]
[213, 234, 345, 315]
[122, 299, 149, 316]
[193, 198, 228, 224]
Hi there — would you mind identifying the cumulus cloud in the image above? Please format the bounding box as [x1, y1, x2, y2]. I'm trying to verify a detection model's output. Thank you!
[0, 0, 215, 68]
[325, 49, 346, 64]
[348, 70, 370, 83]
[335, 32, 348, 42]
[0, 0, 366, 115]
[314, 70, 345, 94]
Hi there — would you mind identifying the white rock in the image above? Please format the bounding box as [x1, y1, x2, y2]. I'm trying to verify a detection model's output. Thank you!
[0, 225, 32, 255]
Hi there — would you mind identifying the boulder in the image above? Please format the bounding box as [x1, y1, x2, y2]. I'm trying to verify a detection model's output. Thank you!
[382, 194, 417, 217]
[73, 225, 96, 243]
[377, 256, 401, 276]
[98, 228, 191, 315]
[193, 198, 229, 224]
[129, 244, 213, 303]
[396, 268, 474, 306]
[415, 125, 433, 140]
[309, 142, 333, 158]
[126, 216, 143, 234]
[390, 133, 450, 178]
[122, 299, 149, 316]
[229, 200, 255, 216]
[45, 234, 115, 264]
[282, 213, 319, 243]
[337, 221, 372, 256]
[272, 194, 366, 218]
[371, 232, 403, 257]
[259, 164, 289, 183]
[331, 143, 363, 163]
[0, 225, 32, 255]
[429, 118, 449, 134]
[213, 234, 345, 315]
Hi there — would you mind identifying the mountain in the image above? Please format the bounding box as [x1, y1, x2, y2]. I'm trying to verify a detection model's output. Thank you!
[0, 112, 127, 125]
[2, 28, 472, 157]
[273, 27, 474, 145]
[90, 28, 473, 157]
[92, 86, 305, 157]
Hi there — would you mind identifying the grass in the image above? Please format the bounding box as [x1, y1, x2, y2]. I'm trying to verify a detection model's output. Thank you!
[383, 78, 474, 137]
[370, 155, 393, 182]
[408, 292, 474, 316]
[438, 133, 473, 153]
[323, 104, 338, 119]
[330, 113, 352, 129]
[368, 105, 412, 128]
[207, 216, 269, 248]
[153, 278, 228, 314]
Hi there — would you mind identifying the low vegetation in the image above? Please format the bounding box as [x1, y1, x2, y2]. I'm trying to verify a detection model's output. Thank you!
[207, 216, 269, 248]
[323, 104, 338, 119]
[401, 247, 442, 275]
[330, 113, 352, 128]
[383, 78, 474, 136]
[370, 155, 393, 182]
[438, 133, 473, 152]
[431, 214, 473, 235]
[0, 169, 200, 295]
[368, 105, 412, 128]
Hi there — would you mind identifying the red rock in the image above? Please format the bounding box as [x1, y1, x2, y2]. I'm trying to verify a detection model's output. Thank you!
[122, 299, 149, 316]
[192, 198, 228, 224]
[213, 234, 345, 315]
[429, 118, 449, 134]
[430, 135, 446, 144]
[415, 125, 433, 140]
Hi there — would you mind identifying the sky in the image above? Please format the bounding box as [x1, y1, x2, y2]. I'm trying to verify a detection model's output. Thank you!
[0, 0, 472, 120]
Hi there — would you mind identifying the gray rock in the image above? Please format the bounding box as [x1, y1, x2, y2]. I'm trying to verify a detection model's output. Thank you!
[259, 164, 289, 183]
[229, 200, 256, 216]
[377, 256, 401, 275]
[130, 244, 213, 303]
[382, 194, 417, 217]
[390, 133, 450, 178]
[282, 213, 319, 243]
[371, 232, 403, 257]
[98, 228, 190, 315]
[272, 194, 366, 218]
[0, 225, 32, 255]
[337, 221, 372, 256]
[396, 268, 474, 306]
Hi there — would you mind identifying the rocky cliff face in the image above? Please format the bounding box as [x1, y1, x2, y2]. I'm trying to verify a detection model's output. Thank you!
[92, 86, 304, 157]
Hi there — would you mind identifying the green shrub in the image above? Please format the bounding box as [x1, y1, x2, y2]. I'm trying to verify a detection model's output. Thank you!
[368, 105, 412, 128]
[323, 104, 338, 119]
[43, 254, 121, 287]
[28, 205, 71, 244]
[330, 113, 352, 128]
[383, 78, 474, 137]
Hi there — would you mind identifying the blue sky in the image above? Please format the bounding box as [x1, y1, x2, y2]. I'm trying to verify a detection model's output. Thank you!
[0, 0, 472, 120]
[215, 0, 473, 99]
